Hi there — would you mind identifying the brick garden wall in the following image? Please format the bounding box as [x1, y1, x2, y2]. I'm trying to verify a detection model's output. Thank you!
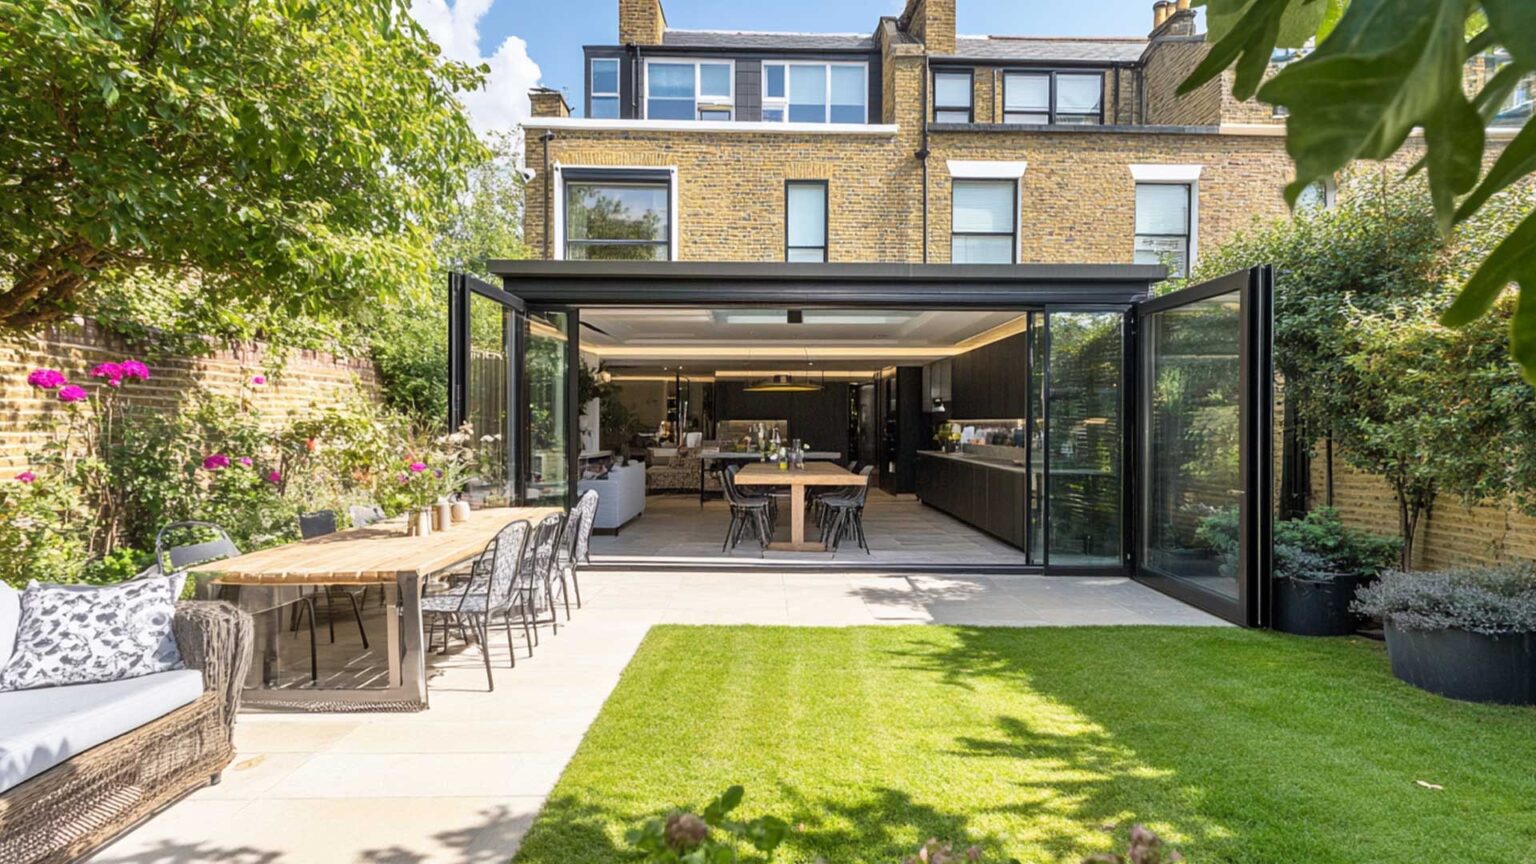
[0, 320, 380, 479]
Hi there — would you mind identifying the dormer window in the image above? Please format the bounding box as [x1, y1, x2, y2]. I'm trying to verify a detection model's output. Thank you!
[762, 62, 867, 124]
[590, 58, 620, 119]
[933, 70, 974, 123]
[1004, 71, 1104, 125]
[645, 60, 734, 120]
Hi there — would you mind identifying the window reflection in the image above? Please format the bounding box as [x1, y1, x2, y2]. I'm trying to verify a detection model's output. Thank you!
[1047, 312, 1122, 566]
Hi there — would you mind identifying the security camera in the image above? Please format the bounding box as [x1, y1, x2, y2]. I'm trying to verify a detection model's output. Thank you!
[516, 167, 537, 183]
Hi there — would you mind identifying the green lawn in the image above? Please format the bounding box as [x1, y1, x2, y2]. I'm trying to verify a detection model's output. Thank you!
[514, 626, 1536, 863]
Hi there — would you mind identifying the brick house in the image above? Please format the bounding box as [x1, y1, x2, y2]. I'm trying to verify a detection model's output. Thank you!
[521, 0, 1339, 274]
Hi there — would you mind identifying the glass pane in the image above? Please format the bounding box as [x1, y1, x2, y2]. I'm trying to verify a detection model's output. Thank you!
[787, 246, 826, 263]
[830, 66, 865, 123]
[789, 65, 827, 122]
[526, 310, 570, 504]
[1004, 73, 1049, 111]
[1142, 291, 1243, 601]
[951, 234, 1014, 264]
[1135, 236, 1188, 277]
[591, 59, 619, 94]
[1028, 311, 1046, 563]
[566, 183, 668, 242]
[647, 98, 695, 120]
[766, 64, 786, 99]
[1057, 73, 1103, 114]
[787, 183, 827, 249]
[699, 108, 731, 120]
[935, 109, 971, 124]
[647, 63, 695, 98]
[700, 63, 732, 98]
[1295, 179, 1330, 212]
[567, 242, 669, 261]
[466, 294, 512, 506]
[1047, 312, 1122, 567]
[952, 180, 1014, 233]
[934, 72, 972, 108]
[763, 107, 785, 122]
[1135, 184, 1189, 235]
[589, 96, 619, 119]
[1004, 112, 1049, 124]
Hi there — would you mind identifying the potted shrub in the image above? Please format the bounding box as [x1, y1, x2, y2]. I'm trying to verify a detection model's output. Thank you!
[1354, 564, 1536, 705]
[1270, 508, 1399, 636]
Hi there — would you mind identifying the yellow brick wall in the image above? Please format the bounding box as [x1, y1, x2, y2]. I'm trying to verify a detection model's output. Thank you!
[1, 322, 379, 479]
[1143, 40, 1222, 126]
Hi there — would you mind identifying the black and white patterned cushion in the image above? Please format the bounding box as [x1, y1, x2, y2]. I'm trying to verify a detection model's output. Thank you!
[0, 577, 184, 691]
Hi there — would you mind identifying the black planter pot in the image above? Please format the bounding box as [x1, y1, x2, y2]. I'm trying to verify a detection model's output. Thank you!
[1384, 623, 1536, 705]
[1273, 574, 1361, 637]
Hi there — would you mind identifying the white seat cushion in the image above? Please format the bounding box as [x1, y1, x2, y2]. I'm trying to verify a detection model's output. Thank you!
[0, 669, 204, 793]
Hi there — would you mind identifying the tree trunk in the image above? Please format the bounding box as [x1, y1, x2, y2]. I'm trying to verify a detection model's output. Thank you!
[1, 241, 101, 328]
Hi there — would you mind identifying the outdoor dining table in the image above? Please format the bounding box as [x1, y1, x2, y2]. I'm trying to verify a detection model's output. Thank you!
[732, 461, 868, 552]
[188, 506, 562, 711]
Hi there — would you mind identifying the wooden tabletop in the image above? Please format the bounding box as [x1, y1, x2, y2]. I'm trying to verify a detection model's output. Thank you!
[732, 462, 868, 487]
[190, 507, 564, 585]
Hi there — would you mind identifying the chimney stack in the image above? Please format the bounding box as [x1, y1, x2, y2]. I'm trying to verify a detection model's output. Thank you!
[619, 0, 666, 45]
[899, 0, 957, 55]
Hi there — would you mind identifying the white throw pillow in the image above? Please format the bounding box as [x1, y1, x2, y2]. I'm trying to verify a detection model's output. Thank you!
[0, 582, 18, 671]
[0, 577, 184, 691]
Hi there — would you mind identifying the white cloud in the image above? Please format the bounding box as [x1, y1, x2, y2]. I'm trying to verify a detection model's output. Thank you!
[409, 0, 543, 143]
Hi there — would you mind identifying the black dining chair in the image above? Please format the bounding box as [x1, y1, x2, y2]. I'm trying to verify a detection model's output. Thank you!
[157, 520, 319, 683]
[820, 465, 876, 556]
[292, 510, 370, 650]
[722, 466, 773, 556]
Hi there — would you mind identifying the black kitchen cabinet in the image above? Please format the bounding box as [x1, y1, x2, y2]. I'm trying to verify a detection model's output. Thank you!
[878, 367, 925, 495]
[916, 453, 1028, 551]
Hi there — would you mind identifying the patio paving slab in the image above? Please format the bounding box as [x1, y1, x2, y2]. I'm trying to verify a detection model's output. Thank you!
[90, 570, 1224, 864]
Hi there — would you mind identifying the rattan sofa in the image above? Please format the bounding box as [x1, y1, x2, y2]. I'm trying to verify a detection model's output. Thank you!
[0, 601, 253, 864]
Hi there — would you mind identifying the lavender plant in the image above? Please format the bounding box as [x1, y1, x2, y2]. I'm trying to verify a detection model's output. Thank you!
[1353, 563, 1536, 634]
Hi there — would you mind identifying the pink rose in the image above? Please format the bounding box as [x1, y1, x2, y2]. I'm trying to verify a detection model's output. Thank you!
[119, 359, 150, 381]
[251, 375, 267, 386]
[202, 453, 231, 471]
[26, 369, 67, 390]
[408, 462, 428, 473]
[238, 456, 254, 467]
[265, 470, 282, 484]
[57, 385, 88, 403]
[16, 471, 35, 484]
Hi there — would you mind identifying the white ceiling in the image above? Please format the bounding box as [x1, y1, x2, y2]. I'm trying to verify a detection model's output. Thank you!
[582, 308, 1028, 374]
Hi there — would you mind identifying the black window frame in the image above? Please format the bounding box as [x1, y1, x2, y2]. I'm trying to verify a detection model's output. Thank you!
[562, 168, 674, 262]
[784, 179, 830, 263]
[1002, 68, 1106, 125]
[950, 178, 1018, 265]
[932, 68, 975, 124]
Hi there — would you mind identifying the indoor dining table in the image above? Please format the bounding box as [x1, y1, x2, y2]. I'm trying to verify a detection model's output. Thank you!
[732, 461, 868, 552]
[188, 506, 562, 711]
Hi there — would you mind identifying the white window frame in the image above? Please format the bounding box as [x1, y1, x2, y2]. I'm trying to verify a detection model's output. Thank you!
[1130, 164, 1203, 277]
[552, 164, 679, 262]
[761, 61, 869, 125]
[590, 58, 621, 119]
[947, 162, 1028, 265]
[643, 58, 736, 121]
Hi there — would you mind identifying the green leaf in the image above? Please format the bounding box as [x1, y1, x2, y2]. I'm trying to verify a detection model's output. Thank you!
[1180, 0, 1291, 99]
[1260, 0, 1470, 208]
[1481, 0, 1536, 67]
[1514, 282, 1536, 385]
[717, 785, 743, 815]
[1422, 93, 1485, 229]
[1442, 207, 1536, 327]
[1277, 0, 1328, 48]
[1316, 0, 1347, 41]
[1454, 120, 1536, 223]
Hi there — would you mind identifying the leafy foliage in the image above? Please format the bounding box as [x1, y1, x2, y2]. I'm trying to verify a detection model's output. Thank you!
[1353, 563, 1536, 633]
[626, 786, 790, 864]
[1185, 0, 1536, 382]
[0, 0, 487, 329]
[1187, 175, 1536, 567]
[1196, 505, 1399, 581]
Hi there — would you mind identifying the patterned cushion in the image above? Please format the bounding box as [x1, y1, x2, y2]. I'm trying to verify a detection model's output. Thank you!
[0, 578, 184, 692]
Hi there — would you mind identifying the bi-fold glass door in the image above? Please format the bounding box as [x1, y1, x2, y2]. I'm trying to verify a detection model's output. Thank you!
[1132, 267, 1274, 626]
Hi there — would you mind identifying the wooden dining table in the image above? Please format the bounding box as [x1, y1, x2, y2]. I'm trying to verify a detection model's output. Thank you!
[188, 506, 562, 711]
[732, 462, 868, 552]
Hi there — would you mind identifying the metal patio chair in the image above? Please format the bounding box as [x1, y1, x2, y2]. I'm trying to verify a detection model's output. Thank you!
[291, 510, 370, 650]
[157, 520, 318, 682]
[421, 519, 534, 691]
[523, 512, 569, 635]
[558, 488, 600, 612]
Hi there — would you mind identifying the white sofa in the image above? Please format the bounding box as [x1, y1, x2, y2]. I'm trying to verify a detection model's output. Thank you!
[579, 461, 645, 532]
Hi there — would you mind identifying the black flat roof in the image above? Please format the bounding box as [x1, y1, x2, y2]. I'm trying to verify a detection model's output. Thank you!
[486, 261, 1166, 308]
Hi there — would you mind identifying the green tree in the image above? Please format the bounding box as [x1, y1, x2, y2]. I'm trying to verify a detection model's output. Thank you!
[1185, 0, 1536, 381]
[0, 0, 487, 329]
[1190, 175, 1534, 567]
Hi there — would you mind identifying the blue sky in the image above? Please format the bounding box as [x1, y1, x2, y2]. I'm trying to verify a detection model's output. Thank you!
[413, 0, 1199, 132]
